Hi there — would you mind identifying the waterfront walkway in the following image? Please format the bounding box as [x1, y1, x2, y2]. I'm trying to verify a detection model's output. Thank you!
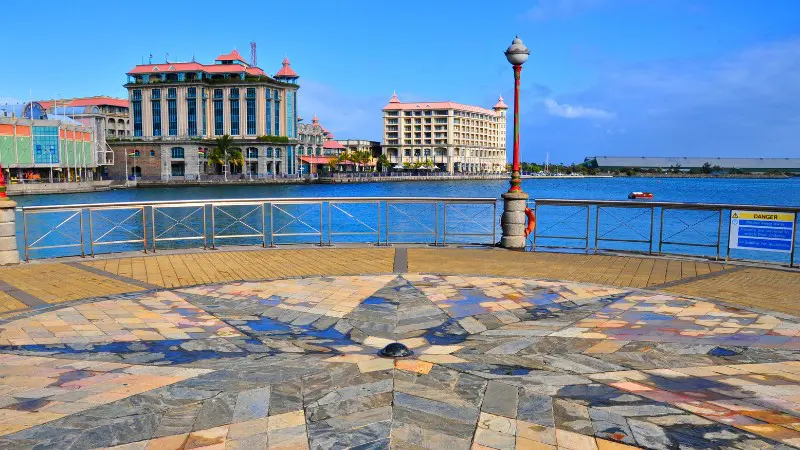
[0, 248, 798, 449]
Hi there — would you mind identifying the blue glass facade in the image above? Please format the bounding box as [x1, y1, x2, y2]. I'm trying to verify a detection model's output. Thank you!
[132, 93, 142, 137]
[168, 100, 177, 136]
[230, 88, 239, 136]
[32, 126, 59, 164]
[213, 89, 224, 136]
[246, 88, 256, 135]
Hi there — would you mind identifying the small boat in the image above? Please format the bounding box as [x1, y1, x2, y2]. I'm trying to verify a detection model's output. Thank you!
[628, 192, 654, 199]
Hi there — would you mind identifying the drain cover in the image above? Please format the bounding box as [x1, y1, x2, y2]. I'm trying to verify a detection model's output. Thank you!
[378, 342, 413, 358]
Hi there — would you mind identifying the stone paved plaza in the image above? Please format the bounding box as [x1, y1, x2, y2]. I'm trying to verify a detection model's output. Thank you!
[0, 253, 797, 449]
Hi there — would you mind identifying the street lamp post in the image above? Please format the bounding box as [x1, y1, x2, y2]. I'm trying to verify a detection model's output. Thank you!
[500, 35, 531, 250]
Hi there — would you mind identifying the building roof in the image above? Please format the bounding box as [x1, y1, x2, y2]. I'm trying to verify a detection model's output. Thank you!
[383, 93, 500, 115]
[493, 96, 508, 109]
[585, 156, 800, 170]
[39, 96, 129, 110]
[275, 58, 299, 78]
[323, 140, 346, 150]
[216, 49, 245, 62]
[300, 156, 334, 164]
[127, 51, 267, 77]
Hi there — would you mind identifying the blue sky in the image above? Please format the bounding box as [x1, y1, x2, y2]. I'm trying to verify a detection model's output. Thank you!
[1, 0, 799, 164]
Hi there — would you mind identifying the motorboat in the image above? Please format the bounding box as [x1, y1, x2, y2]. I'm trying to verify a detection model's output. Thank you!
[628, 192, 654, 199]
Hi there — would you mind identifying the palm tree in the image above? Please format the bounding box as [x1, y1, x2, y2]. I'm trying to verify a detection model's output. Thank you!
[327, 155, 340, 173]
[208, 135, 243, 181]
[377, 154, 390, 173]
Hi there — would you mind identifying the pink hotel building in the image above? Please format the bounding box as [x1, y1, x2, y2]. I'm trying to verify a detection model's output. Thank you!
[381, 93, 508, 173]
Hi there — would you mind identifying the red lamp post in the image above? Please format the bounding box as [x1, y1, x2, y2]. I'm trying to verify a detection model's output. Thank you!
[0, 163, 7, 199]
[504, 36, 530, 193]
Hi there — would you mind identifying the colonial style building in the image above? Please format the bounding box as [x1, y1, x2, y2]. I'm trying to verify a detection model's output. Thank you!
[108, 50, 301, 181]
[381, 93, 507, 173]
[40, 96, 130, 138]
[295, 116, 349, 175]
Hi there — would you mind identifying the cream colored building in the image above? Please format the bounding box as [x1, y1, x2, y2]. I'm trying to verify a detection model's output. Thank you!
[113, 50, 302, 180]
[381, 93, 507, 173]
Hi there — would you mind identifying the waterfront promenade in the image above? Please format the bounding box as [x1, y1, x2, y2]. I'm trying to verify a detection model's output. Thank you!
[0, 247, 798, 448]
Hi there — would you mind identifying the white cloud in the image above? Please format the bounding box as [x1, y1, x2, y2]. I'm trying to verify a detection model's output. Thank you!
[543, 98, 615, 119]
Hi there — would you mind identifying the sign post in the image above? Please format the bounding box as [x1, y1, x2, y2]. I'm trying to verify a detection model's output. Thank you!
[728, 210, 796, 265]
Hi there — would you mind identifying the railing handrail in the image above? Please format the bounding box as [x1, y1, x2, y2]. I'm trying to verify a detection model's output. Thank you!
[533, 198, 800, 212]
[18, 197, 499, 212]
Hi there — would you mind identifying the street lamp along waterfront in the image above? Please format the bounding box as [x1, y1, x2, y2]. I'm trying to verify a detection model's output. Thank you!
[500, 35, 531, 250]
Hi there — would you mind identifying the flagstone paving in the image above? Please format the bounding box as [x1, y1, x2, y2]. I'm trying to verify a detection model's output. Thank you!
[0, 273, 797, 449]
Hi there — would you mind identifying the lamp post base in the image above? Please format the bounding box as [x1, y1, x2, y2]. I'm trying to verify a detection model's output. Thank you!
[500, 191, 529, 251]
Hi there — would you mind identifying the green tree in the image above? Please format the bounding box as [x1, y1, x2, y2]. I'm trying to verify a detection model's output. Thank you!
[377, 154, 390, 173]
[208, 135, 243, 181]
[327, 155, 340, 173]
[701, 162, 713, 174]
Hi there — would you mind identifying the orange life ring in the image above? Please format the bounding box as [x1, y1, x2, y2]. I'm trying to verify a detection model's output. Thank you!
[524, 207, 536, 237]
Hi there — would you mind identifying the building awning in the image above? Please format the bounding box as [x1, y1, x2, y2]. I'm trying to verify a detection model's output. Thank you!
[299, 156, 333, 164]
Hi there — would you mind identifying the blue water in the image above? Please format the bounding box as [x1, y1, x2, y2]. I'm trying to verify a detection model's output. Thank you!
[10, 177, 800, 207]
[11, 177, 800, 265]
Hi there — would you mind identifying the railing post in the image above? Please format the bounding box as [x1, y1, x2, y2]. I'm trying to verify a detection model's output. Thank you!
[443, 202, 448, 246]
[726, 209, 732, 262]
[327, 202, 332, 246]
[493, 200, 497, 246]
[88, 209, 95, 257]
[211, 205, 216, 249]
[151, 206, 157, 252]
[532, 202, 538, 252]
[585, 205, 590, 253]
[203, 205, 208, 250]
[23, 208, 29, 262]
[649, 207, 655, 255]
[319, 202, 324, 246]
[142, 206, 148, 253]
[716, 208, 723, 261]
[434, 202, 439, 246]
[790, 213, 798, 268]
[376, 201, 381, 246]
[594, 205, 600, 252]
[261, 203, 267, 248]
[385, 202, 390, 246]
[79, 208, 85, 258]
[658, 208, 665, 255]
[269, 203, 275, 248]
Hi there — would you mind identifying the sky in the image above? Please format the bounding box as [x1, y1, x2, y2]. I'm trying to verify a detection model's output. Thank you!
[1, 0, 799, 164]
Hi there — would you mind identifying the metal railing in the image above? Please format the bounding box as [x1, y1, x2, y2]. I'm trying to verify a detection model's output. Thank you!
[18, 197, 498, 261]
[531, 199, 799, 267]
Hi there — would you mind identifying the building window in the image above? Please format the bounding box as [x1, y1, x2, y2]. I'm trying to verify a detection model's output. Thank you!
[132, 89, 142, 101]
[171, 147, 185, 159]
[230, 88, 239, 99]
[151, 99, 161, 136]
[246, 88, 256, 98]
[387, 111, 399, 116]
[202, 99, 207, 136]
[151, 89, 161, 100]
[187, 87, 196, 98]
[213, 89, 223, 99]
[132, 99, 142, 137]
[187, 99, 197, 136]
[214, 100, 223, 135]
[246, 147, 258, 158]
[230, 98, 240, 135]
[168, 98, 177, 136]
[167, 87, 176, 99]
[274, 90, 280, 135]
[266, 147, 273, 158]
[150, 150, 155, 157]
[171, 162, 185, 176]
[424, 149, 431, 156]
[246, 98, 256, 135]
[275, 148, 281, 158]
[404, 149, 411, 157]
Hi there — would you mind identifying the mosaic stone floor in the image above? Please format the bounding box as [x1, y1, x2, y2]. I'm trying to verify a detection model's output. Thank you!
[0, 274, 798, 449]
